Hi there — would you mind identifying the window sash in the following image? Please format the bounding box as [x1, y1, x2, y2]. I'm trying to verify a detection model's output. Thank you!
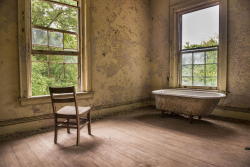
[30, 0, 81, 96]
[180, 46, 218, 88]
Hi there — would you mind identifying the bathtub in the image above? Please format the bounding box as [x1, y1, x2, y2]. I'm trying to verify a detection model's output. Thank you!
[152, 89, 226, 122]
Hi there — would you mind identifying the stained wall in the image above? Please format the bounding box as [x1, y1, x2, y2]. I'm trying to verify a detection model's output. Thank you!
[0, 0, 250, 136]
[0, 0, 152, 135]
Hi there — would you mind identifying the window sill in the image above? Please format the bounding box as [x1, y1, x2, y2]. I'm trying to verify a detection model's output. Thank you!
[19, 91, 94, 106]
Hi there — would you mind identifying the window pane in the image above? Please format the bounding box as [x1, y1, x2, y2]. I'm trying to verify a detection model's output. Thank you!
[31, 55, 79, 96]
[49, 31, 63, 48]
[65, 64, 78, 86]
[193, 52, 205, 64]
[32, 28, 48, 46]
[32, 55, 48, 62]
[206, 64, 217, 77]
[206, 50, 217, 63]
[49, 55, 64, 63]
[182, 65, 192, 76]
[31, 62, 49, 96]
[50, 63, 64, 79]
[182, 5, 219, 49]
[64, 33, 78, 50]
[65, 56, 78, 63]
[182, 53, 192, 64]
[206, 77, 217, 87]
[193, 65, 205, 77]
[32, 0, 78, 32]
[182, 77, 192, 86]
[193, 77, 205, 86]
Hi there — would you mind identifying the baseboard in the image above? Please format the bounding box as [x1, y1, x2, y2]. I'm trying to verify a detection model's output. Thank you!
[0, 98, 153, 137]
[212, 106, 250, 121]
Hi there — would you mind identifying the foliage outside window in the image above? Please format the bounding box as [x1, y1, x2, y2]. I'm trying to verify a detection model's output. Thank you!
[180, 5, 219, 88]
[31, 0, 80, 96]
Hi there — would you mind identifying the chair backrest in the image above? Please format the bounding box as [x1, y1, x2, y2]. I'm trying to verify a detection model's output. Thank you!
[49, 86, 78, 114]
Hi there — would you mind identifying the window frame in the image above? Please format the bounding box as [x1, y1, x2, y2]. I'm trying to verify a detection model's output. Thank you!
[18, 0, 92, 99]
[169, 0, 228, 92]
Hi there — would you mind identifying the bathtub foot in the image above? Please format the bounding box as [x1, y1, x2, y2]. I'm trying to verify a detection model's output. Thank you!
[161, 111, 166, 117]
[189, 115, 193, 124]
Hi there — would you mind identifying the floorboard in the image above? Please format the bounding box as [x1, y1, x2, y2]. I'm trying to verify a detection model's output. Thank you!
[0, 108, 250, 167]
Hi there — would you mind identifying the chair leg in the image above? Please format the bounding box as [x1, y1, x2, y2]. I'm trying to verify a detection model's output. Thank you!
[76, 117, 80, 146]
[189, 115, 193, 124]
[87, 112, 91, 135]
[54, 115, 58, 144]
[67, 118, 70, 134]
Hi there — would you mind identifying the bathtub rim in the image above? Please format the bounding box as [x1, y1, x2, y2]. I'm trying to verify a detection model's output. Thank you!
[152, 88, 226, 99]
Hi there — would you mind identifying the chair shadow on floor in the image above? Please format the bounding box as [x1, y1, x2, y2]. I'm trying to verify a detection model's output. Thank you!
[57, 135, 103, 153]
[132, 112, 237, 139]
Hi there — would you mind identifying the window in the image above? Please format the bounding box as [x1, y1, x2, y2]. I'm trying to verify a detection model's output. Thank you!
[18, 0, 91, 99]
[31, 0, 80, 96]
[180, 5, 219, 88]
[169, 0, 228, 92]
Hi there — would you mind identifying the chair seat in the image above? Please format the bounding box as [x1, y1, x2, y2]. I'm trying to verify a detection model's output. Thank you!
[56, 106, 91, 115]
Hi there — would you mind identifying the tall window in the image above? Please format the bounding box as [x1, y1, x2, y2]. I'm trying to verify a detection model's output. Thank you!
[31, 0, 80, 96]
[180, 5, 219, 88]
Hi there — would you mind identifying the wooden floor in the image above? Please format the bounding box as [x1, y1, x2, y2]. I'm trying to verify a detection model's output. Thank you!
[0, 108, 250, 167]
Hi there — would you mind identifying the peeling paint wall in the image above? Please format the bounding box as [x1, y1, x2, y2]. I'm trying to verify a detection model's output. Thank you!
[0, 0, 152, 135]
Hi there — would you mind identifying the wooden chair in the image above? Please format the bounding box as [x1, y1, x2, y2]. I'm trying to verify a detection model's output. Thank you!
[49, 86, 92, 146]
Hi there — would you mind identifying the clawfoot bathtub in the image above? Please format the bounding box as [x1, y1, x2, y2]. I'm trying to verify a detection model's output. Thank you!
[152, 89, 226, 123]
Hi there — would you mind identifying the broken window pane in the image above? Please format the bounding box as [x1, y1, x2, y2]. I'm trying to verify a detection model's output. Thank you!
[49, 31, 63, 48]
[32, 28, 48, 46]
[32, 0, 78, 32]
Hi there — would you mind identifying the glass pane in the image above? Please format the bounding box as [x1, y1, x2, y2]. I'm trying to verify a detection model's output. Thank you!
[206, 64, 217, 77]
[182, 53, 192, 64]
[49, 31, 63, 48]
[32, 28, 48, 46]
[51, 7, 78, 32]
[182, 5, 219, 49]
[31, 62, 49, 96]
[64, 64, 78, 86]
[206, 50, 217, 63]
[49, 55, 64, 63]
[182, 76, 192, 86]
[193, 77, 205, 86]
[32, 55, 48, 62]
[64, 33, 78, 50]
[65, 56, 78, 63]
[206, 77, 217, 87]
[193, 65, 205, 77]
[49, 63, 64, 79]
[182, 65, 192, 76]
[193, 52, 205, 64]
[53, 0, 78, 6]
[31, 0, 78, 32]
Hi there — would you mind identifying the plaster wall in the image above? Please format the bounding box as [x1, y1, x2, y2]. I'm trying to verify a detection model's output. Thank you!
[0, 0, 152, 135]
